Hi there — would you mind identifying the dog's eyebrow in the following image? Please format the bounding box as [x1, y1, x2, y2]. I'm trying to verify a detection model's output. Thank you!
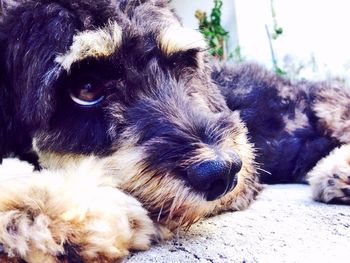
[159, 26, 207, 56]
[55, 21, 122, 71]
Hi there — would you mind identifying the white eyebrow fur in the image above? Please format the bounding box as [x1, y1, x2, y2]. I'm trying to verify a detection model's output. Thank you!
[159, 26, 207, 56]
[55, 21, 122, 71]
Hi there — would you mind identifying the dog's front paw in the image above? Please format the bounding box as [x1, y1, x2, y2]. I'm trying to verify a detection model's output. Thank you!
[59, 186, 156, 262]
[0, 169, 156, 262]
[308, 144, 350, 204]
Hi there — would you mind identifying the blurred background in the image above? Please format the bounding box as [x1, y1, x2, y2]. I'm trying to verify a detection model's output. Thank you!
[171, 0, 350, 84]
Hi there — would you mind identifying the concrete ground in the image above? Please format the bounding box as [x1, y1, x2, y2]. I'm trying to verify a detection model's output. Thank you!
[1, 159, 350, 263]
[129, 185, 350, 263]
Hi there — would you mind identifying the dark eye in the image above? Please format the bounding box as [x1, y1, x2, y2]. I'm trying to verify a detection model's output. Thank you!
[69, 82, 105, 107]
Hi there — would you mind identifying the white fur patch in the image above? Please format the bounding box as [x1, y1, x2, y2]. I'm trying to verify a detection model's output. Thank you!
[159, 26, 207, 56]
[55, 21, 122, 71]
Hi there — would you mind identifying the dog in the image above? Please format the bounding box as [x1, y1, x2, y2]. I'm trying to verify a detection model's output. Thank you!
[0, 0, 349, 262]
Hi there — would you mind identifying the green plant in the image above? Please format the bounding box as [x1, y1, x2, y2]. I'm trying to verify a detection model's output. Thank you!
[267, 0, 286, 75]
[195, 0, 228, 60]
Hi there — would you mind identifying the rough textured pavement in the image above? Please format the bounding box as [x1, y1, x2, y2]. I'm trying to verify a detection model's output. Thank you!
[1, 159, 350, 263]
[129, 184, 350, 263]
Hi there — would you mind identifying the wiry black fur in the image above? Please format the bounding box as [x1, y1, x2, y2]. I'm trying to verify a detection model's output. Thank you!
[213, 63, 341, 183]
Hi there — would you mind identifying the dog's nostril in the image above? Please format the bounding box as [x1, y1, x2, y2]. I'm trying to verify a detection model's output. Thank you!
[206, 179, 228, 201]
[186, 158, 241, 201]
[231, 157, 243, 176]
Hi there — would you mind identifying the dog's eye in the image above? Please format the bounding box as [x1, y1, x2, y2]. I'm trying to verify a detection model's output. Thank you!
[69, 82, 105, 107]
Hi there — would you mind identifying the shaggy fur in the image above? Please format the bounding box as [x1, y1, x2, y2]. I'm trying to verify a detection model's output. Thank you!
[212, 63, 350, 202]
[0, 0, 349, 262]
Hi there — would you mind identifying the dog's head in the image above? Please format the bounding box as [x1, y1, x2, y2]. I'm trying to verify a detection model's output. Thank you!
[0, 0, 259, 228]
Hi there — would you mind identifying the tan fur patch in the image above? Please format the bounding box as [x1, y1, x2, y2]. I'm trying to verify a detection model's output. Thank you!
[284, 109, 309, 133]
[33, 138, 95, 171]
[278, 85, 310, 133]
[55, 21, 122, 71]
[313, 84, 350, 143]
[36, 151, 87, 171]
[159, 26, 207, 56]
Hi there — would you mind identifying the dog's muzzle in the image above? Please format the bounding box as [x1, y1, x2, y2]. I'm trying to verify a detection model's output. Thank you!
[186, 152, 242, 201]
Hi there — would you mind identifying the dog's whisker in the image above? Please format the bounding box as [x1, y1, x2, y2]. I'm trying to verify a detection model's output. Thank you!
[257, 167, 272, 175]
[157, 203, 165, 223]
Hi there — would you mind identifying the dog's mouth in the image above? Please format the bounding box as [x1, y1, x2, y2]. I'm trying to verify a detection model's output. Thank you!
[117, 170, 213, 229]
[110, 162, 239, 228]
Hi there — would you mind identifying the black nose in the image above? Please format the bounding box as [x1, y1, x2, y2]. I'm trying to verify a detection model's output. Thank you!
[186, 155, 242, 201]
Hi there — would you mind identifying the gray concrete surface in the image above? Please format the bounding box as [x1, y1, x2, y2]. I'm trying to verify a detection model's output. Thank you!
[128, 185, 350, 263]
[1, 159, 349, 263]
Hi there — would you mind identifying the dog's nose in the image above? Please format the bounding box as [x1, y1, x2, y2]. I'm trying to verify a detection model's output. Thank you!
[186, 155, 242, 201]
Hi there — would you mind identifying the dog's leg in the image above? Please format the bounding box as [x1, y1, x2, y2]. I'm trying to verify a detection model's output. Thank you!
[308, 144, 350, 204]
[0, 160, 155, 262]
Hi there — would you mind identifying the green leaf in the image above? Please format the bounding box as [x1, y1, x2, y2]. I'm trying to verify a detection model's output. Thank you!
[275, 27, 283, 35]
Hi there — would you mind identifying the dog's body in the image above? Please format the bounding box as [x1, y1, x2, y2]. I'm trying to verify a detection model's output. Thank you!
[214, 63, 350, 203]
[0, 0, 349, 262]
[214, 63, 346, 183]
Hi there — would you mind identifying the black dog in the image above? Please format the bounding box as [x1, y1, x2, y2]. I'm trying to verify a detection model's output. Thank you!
[0, 0, 349, 262]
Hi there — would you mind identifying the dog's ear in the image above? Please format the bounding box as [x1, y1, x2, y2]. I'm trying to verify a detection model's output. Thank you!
[0, 2, 69, 158]
[1, 1, 115, 130]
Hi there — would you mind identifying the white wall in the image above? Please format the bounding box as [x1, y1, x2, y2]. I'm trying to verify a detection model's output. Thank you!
[172, 0, 350, 82]
[235, 0, 350, 81]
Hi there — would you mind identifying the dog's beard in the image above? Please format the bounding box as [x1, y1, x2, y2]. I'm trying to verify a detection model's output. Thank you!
[35, 145, 212, 230]
[101, 147, 213, 230]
